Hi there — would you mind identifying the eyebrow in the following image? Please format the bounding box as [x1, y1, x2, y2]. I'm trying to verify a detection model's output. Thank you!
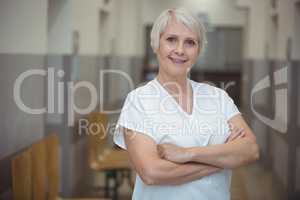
[165, 34, 198, 41]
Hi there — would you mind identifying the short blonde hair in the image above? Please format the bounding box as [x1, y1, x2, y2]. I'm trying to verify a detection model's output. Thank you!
[150, 7, 207, 55]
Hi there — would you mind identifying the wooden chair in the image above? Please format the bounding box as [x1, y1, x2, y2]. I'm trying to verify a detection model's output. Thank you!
[31, 139, 47, 200]
[44, 134, 61, 200]
[87, 112, 133, 200]
[11, 134, 110, 200]
[45, 134, 110, 200]
[11, 148, 32, 200]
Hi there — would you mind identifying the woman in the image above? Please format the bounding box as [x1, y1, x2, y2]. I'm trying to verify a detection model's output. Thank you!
[114, 7, 259, 200]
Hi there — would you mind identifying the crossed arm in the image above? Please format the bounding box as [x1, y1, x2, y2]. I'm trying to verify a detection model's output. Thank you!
[158, 114, 260, 169]
[124, 114, 259, 186]
[124, 129, 221, 186]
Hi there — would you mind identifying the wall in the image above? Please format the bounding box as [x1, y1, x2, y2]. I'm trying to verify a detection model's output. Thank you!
[276, 0, 294, 60]
[0, 0, 47, 170]
[71, 0, 101, 55]
[142, 0, 247, 26]
[0, 0, 47, 54]
[0, 0, 48, 198]
[236, 0, 269, 60]
[292, 1, 300, 60]
[116, 0, 144, 57]
[237, 0, 300, 198]
[48, 0, 72, 54]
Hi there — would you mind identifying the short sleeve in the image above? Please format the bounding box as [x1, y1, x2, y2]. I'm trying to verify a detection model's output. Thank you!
[221, 90, 241, 121]
[113, 91, 155, 149]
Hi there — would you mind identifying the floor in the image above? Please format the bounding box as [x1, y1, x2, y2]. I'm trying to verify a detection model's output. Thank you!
[230, 164, 285, 200]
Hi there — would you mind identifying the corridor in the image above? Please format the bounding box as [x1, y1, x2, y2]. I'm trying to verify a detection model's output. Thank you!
[0, 0, 299, 200]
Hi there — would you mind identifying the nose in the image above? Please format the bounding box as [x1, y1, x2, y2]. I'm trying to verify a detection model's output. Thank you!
[174, 42, 184, 55]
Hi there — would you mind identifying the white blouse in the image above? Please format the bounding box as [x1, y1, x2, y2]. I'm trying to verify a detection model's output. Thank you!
[114, 78, 240, 200]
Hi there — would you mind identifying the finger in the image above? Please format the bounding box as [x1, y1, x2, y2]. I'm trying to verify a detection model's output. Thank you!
[227, 125, 239, 138]
[230, 128, 245, 141]
[226, 134, 235, 142]
[237, 130, 246, 138]
[226, 128, 240, 142]
[228, 122, 234, 131]
[226, 131, 234, 142]
[227, 128, 244, 142]
[232, 125, 239, 133]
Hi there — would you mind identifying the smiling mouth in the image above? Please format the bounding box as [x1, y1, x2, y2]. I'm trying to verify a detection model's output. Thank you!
[168, 56, 188, 64]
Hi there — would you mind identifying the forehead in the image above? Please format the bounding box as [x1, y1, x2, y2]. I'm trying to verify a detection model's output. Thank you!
[161, 17, 198, 40]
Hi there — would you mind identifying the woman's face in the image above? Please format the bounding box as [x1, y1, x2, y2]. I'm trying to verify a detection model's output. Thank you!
[156, 17, 199, 78]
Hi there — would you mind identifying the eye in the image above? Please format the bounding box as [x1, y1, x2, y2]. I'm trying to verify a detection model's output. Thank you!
[185, 39, 197, 47]
[166, 37, 177, 43]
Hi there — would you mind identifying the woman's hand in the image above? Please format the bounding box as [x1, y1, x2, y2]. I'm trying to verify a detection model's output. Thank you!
[157, 143, 192, 163]
[158, 123, 247, 163]
[225, 123, 246, 143]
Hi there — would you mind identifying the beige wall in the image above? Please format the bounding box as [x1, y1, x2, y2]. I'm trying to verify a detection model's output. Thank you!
[1, 0, 298, 59]
[292, 0, 300, 60]
[236, 0, 269, 60]
[48, 0, 72, 54]
[142, 0, 247, 26]
[71, 0, 102, 55]
[79, 0, 249, 57]
[68, 0, 144, 56]
[277, 0, 295, 60]
[115, 0, 144, 57]
[237, 0, 300, 60]
[0, 0, 47, 54]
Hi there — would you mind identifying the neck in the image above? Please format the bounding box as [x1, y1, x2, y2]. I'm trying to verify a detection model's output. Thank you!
[156, 72, 190, 95]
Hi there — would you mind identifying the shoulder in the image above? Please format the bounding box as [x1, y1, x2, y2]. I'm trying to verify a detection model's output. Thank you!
[127, 79, 160, 100]
[190, 80, 239, 118]
[190, 80, 227, 97]
[124, 79, 159, 109]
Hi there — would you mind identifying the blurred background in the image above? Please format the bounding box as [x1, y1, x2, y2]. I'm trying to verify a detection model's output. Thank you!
[0, 0, 299, 199]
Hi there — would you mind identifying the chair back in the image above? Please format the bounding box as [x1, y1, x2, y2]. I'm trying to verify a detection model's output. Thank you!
[45, 134, 60, 200]
[31, 139, 47, 200]
[87, 112, 109, 166]
[11, 148, 32, 200]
